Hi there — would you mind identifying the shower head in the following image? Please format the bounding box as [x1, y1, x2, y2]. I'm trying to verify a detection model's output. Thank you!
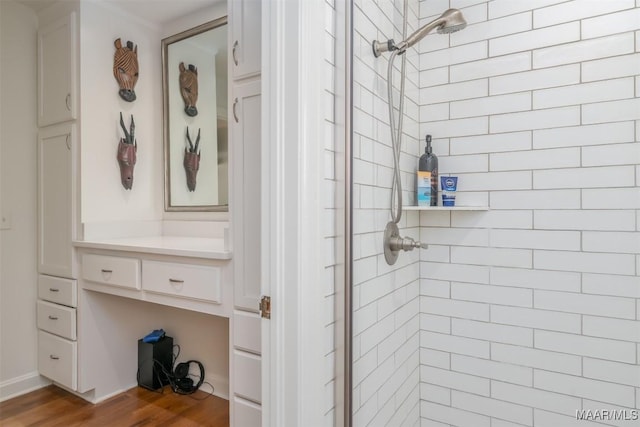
[436, 8, 467, 34]
[404, 8, 467, 48]
[372, 8, 467, 57]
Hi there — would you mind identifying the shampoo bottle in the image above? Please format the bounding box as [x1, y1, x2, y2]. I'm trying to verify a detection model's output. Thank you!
[419, 135, 438, 206]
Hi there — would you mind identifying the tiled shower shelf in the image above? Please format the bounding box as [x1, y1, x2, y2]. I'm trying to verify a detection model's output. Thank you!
[403, 205, 489, 211]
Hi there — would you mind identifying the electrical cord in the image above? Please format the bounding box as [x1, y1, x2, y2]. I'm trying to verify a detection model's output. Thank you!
[136, 344, 214, 398]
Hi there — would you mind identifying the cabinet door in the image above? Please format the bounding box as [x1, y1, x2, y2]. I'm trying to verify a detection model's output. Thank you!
[231, 79, 261, 311]
[38, 123, 76, 279]
[230, 0, 261, 80]
[38, 11, 77, 126]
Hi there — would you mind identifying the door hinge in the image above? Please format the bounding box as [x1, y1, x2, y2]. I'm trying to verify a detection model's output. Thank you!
[259, 295, 271, 319]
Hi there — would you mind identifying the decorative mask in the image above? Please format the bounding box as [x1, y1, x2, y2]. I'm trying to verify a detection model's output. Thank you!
[113, 38, 139, 102]
[183, 128, 201, 192]
[117, 112, 137, 190]
[179, 62, 199, 117]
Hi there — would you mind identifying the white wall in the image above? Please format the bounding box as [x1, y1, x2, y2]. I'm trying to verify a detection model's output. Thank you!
[79, 1, 164, 224]
[0, 0, 48, 400]
[351, 0, 423, 425]
[418, 1, 640, 426]
[79, 0, 229, 225]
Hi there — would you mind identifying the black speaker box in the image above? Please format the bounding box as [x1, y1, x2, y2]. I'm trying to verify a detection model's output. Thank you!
[137, 335, 173, 390]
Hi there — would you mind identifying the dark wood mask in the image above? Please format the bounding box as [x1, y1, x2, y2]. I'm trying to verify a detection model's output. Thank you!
[179, 62, 199, 117]
[117, 113, 137, 190]
[113, 38, 139, 102]
[184, 128, 201, 192]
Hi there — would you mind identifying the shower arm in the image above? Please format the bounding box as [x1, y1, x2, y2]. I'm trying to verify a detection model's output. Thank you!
[372, 18, 444, 57]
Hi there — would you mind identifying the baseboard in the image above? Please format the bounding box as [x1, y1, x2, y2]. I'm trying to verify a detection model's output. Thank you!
[205, 372, 229, 401]
[0, 372, 51, 402]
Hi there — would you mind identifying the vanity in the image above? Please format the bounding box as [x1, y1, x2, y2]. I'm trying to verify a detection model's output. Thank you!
[34, 0, 262, 425]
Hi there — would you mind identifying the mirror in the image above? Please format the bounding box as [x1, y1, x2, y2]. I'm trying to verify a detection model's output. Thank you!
[162, 17, 228, 212]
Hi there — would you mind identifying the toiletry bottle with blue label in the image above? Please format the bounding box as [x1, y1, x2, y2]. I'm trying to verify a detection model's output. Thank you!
[419, 135, 438, 206]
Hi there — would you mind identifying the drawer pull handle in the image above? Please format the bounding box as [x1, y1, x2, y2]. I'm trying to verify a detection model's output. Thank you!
[65, 93, 71, 111]
[49, 355, 60, 360]
[49, 288, 60, 292]
[48, 315, 59, 320]
[169, 279, 184, 284]
[101, 269, 113, 273]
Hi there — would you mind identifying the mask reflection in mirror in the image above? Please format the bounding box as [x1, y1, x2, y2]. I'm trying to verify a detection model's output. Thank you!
[184, 127, 201, 192]
[179, 62, 199, 117]
[162, 16, 228, 211]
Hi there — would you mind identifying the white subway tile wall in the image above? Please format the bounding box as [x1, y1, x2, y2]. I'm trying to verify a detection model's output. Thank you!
[415, 1, 640, 427]
[352, 0, 423, 425]
[324, 0, 337, 424]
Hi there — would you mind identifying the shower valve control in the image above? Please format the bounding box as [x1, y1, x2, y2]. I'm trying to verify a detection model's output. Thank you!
[389, 235, 428, 251]
[383, 221, 428, 265]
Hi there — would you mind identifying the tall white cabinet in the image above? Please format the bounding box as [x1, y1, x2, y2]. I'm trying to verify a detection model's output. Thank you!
[36, 3, 81, 393]
[230, 0, 263, 425]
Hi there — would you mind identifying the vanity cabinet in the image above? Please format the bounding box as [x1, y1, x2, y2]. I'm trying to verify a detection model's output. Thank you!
[78, 248, 232, 318]
[37, 10, 77, 127]
[230, 0, 261, 79]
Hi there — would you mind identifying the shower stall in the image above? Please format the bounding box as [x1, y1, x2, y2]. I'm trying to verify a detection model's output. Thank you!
[348, 0, 640, 426]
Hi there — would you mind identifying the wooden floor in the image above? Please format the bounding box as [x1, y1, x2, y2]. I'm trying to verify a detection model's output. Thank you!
[0, 385, 229, 427]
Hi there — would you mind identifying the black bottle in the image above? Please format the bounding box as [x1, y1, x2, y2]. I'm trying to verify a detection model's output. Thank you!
[418, 135, 438, 206]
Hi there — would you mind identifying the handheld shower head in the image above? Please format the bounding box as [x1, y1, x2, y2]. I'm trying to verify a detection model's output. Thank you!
[403, 8, 467, 48]
[436, 8, 467, 34]
[372, 8, 467, 57]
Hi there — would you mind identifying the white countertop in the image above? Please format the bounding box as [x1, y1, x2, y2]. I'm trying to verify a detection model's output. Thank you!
[73, 236, 231, 260]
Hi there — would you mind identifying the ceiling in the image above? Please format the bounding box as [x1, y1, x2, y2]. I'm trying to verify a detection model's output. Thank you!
[17, 0, 223, 25]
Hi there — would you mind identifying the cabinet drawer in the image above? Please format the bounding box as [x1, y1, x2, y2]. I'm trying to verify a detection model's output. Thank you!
[142, 261, 221, 303]
[38, 330, 77, 390]
[233, 350, 261, 403]
[37, 300, 76, 340]
[38, 275, 77, 307]
[82, 254, 140, 289]
[234, 396, 261, 427]
[233, 310, 261, 354]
